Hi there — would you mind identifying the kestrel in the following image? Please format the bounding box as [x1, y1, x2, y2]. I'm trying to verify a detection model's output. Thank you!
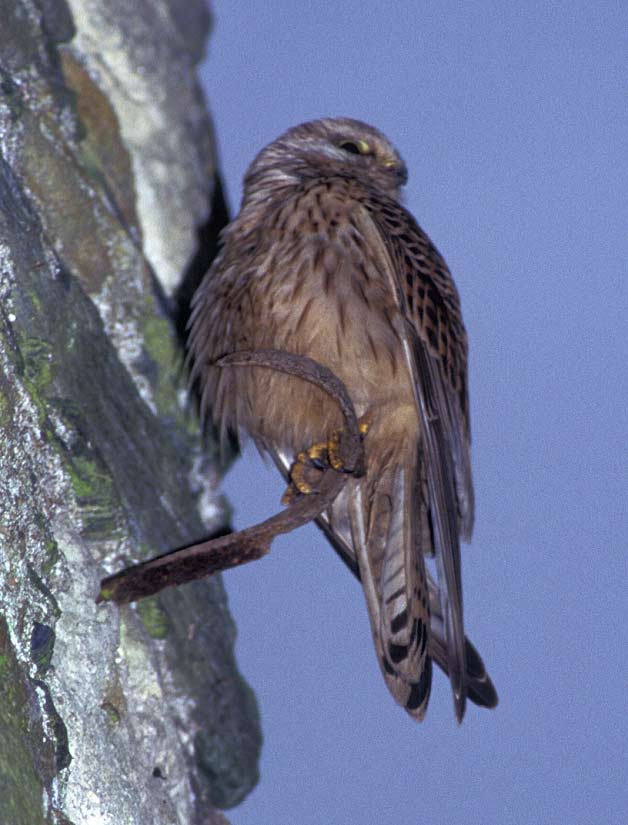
[188, 118, 497, 722]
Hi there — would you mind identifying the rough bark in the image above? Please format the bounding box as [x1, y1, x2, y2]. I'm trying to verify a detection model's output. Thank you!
[0, 1, 261, 823]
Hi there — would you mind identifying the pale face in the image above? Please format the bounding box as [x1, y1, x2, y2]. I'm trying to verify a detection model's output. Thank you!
[243, 117, 408, 201]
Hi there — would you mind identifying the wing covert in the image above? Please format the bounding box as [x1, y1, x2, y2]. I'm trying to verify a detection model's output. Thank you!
[356, 192, 475, 721]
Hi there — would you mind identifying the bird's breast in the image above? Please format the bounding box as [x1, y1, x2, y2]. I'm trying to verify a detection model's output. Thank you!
[240, 228, 418, 456]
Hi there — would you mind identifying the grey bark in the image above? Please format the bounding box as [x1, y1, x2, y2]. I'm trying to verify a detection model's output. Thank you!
[0, 2, 261, 823]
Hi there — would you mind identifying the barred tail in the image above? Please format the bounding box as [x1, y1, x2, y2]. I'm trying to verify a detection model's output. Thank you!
[347, 445, 432, 720]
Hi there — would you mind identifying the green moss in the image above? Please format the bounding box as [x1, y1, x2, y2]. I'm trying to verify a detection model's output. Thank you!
[65, 452, 119, 539]
[101, 701, 121, 725]
[68, 453, 107, 498]
[0, 620, 49, 825]
[40, 536, 60, 576]
[30, 512, 61, 576]
[100, 675, 125, 728]
[141, 312, 175, 372]
[26, 565, 61, 619]
[0, 389, 12, 425]
[139, 309, 188, 419]
[136, 596, 170, 639]
[12, 333, 57, 427]
[20, 336, 55, 393]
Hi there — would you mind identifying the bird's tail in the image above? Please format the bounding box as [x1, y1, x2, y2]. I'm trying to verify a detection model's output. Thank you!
[270, 445, 498, 717]
[346, 442, 433, 720]
[427, 577, 498, 710]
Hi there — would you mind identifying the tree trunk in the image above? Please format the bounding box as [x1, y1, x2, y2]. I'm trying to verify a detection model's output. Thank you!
[0, 2, 261, 823]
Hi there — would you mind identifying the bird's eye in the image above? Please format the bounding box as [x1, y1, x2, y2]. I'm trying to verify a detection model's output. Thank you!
[339, 141, 361, 155]
[339, 140, 370, 155]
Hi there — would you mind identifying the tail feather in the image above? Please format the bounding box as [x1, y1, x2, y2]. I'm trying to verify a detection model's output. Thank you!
[349, 449, 432, 721]
[270, 447, 498, 718]
[427, 571, 498, 710]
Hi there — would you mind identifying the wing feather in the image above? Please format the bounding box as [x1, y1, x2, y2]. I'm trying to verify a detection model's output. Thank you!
[353, 193, 474, 721]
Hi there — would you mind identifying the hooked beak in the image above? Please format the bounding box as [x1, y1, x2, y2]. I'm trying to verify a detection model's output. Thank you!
[383, 157, 408, 185]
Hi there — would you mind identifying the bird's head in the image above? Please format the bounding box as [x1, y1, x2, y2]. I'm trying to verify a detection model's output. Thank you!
[242, 117, 408, 205]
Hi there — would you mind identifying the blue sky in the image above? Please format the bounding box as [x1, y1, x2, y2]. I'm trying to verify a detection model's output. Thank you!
[200, 3, 628, 823]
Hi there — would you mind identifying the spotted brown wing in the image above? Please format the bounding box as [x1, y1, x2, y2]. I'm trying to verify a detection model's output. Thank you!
[358, 192, 474, 722]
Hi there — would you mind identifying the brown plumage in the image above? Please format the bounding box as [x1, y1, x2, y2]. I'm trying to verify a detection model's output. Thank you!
[188, 117, 497, 722]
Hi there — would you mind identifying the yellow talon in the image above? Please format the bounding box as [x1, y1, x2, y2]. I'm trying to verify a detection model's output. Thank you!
[290, 461, 316, 495]
[281, 416, 371, 505]
[281, 454, 324, 504]
[327, 429, 344, 471]
[280, 486, 298, 506]
[304, 441, 329, 464]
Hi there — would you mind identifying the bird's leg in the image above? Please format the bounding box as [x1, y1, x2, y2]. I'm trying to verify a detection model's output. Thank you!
[281, 417, 370, 505]
[328, 418, 370, 470]
[281, 442, 331, 504]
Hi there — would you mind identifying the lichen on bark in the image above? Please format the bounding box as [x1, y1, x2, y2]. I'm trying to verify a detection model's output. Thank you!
[0, 1, 260, 823]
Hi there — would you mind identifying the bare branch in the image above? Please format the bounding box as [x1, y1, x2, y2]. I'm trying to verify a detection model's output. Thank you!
[97, 350, 363, 605]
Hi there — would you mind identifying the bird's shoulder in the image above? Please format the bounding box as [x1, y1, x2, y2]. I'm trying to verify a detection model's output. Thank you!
[355, 186, 470, 426]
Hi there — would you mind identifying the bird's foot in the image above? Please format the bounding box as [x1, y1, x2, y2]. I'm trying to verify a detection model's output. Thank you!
[281, 419, 370, 505]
